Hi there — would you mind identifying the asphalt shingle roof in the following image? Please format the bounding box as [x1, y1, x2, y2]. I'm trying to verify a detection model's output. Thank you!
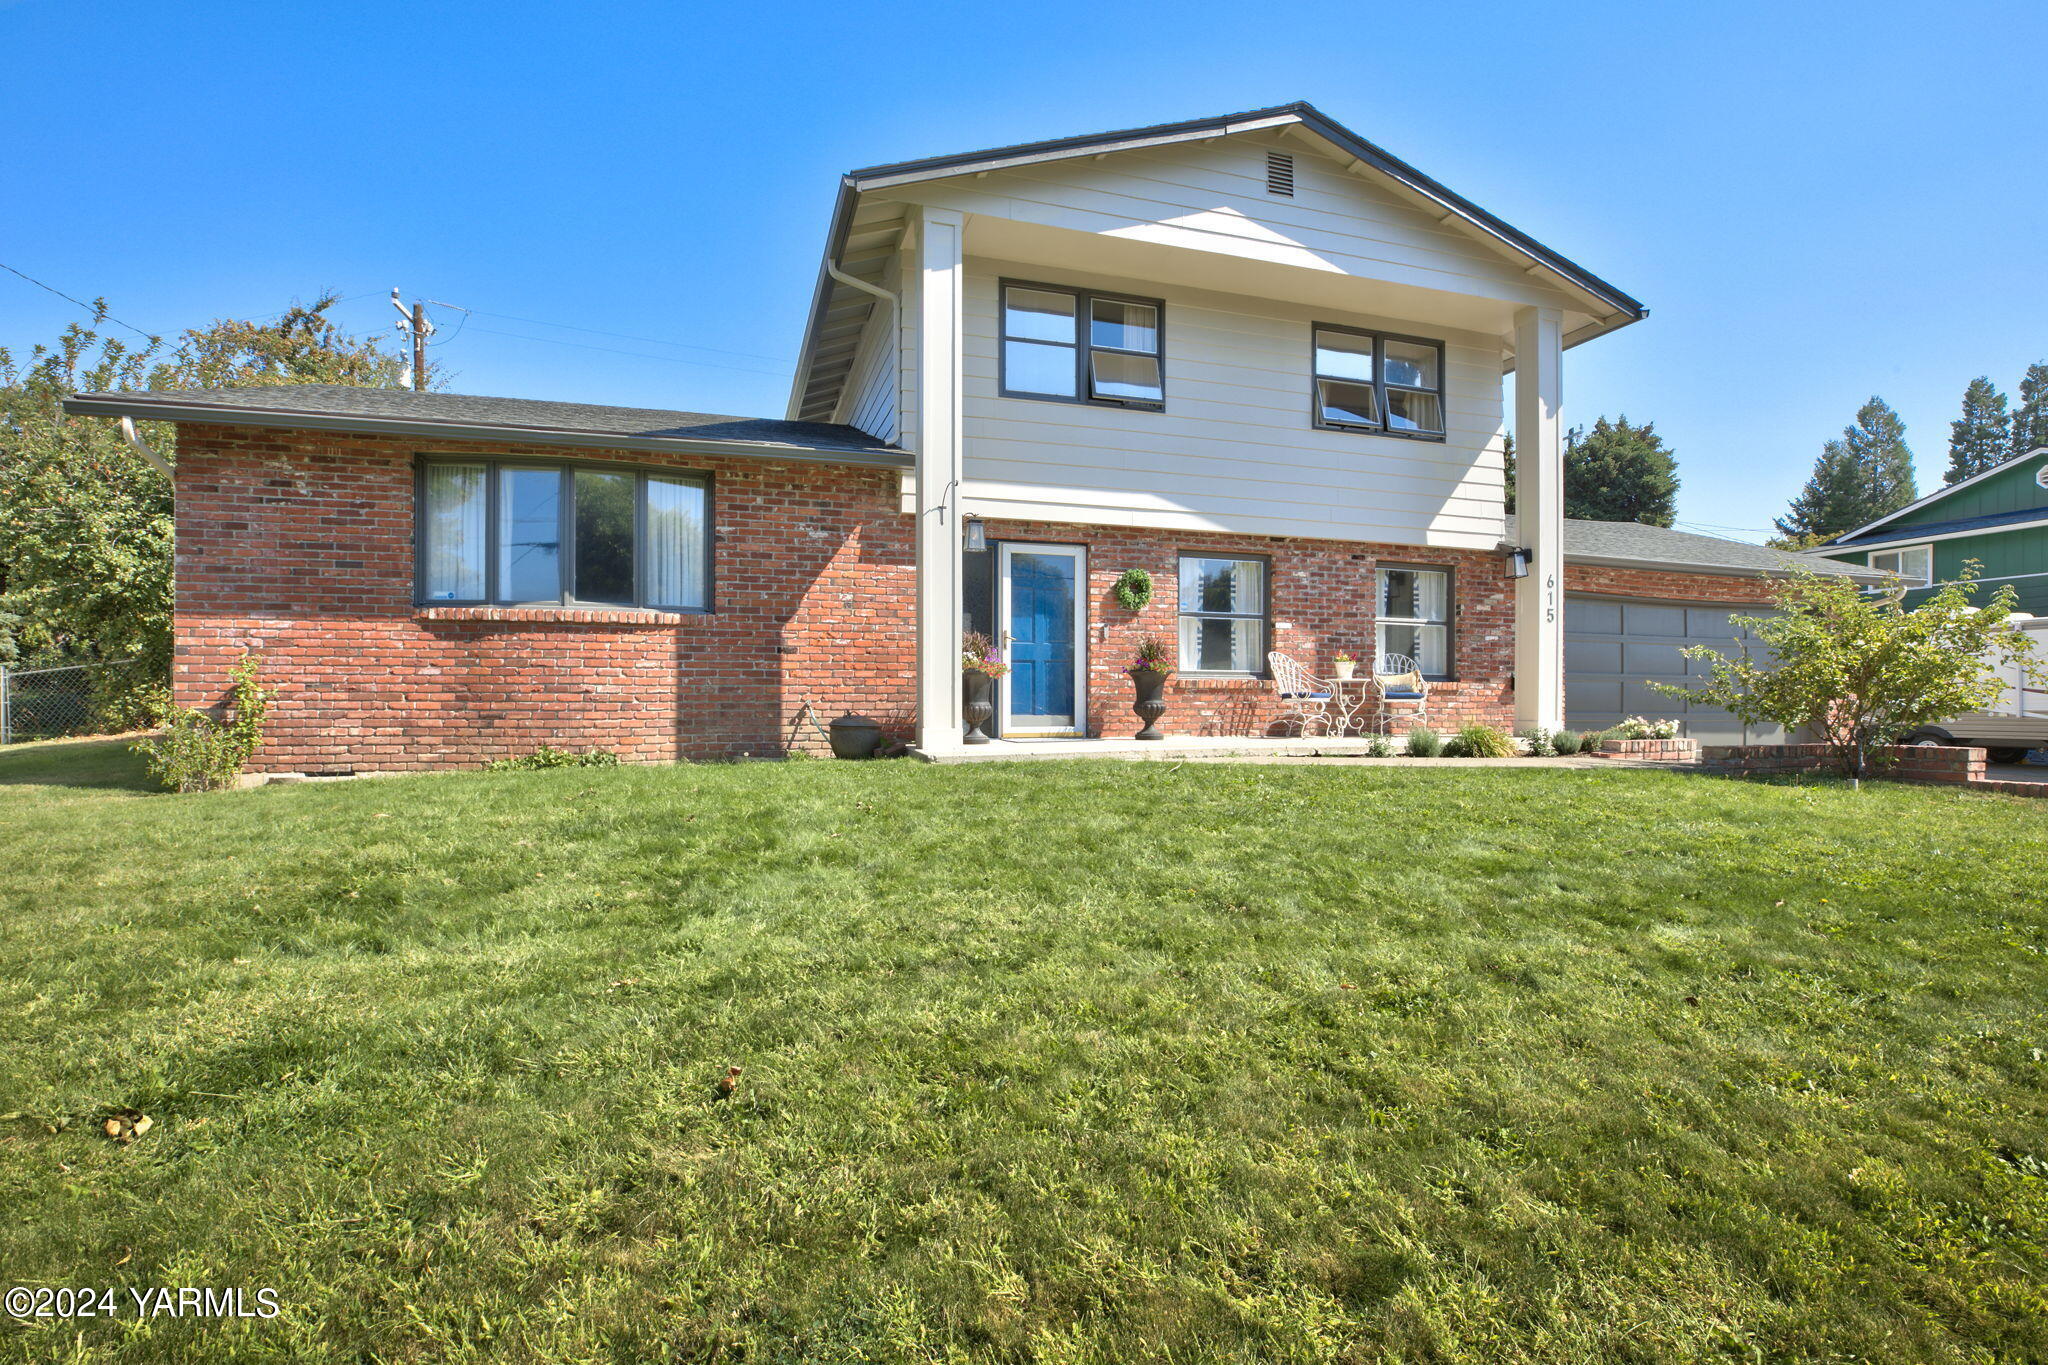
[63, 385, 905, 463]
[1559, 517, 1878, 579]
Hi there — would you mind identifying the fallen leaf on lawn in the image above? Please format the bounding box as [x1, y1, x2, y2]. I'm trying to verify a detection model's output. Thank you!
[1775, 900, 1785, 907]
[1684, 996, 1700, 1007]
[374, 812, 390, 819]
[1339, 983, 1357, 990]
[715, 1066, 743, 1099]
[101, 1110, 152, 1143]
[113, 1247, 132, 1267]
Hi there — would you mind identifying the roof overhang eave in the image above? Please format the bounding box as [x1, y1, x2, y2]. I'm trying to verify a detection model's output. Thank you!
[1563, 550, 1887, 584]
[61, 395, 914, 471]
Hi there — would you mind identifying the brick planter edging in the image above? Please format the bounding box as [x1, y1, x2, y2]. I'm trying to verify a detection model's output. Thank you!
[1696, 743, 2048, 797]
[1597, 738, 1699, 760]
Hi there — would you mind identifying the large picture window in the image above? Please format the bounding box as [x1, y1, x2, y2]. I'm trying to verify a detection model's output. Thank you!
[1001, 281, 1164, 408]
[418, 459, 710, 610]
[1313, 325, 1446, 439]
[1178, 555, 1268, 675]
[1377, 566, 1451, 678]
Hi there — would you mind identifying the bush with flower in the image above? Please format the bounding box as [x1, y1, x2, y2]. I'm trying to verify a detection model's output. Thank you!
[1613, 715, 1680, 740]
[1124, 636, 1173, 677]
[961, 631, 1011, 677]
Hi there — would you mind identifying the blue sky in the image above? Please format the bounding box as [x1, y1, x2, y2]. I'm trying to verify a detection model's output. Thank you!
[5, 0, 2042, 541]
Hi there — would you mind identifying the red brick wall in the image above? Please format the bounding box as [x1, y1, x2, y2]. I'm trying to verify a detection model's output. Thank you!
[174, 425, 915, 770]
[174, 423, 1806, 771]
[1702, 743, 1985, 784]
[976, 519, 1517, 739]
[1566, 563, 1782, 605]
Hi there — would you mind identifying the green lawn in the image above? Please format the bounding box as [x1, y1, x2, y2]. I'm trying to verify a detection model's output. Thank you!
[1, 742, 2044, 1364]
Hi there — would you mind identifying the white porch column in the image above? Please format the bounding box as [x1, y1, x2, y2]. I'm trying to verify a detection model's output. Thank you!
[912, 206, 967, 752]
[1512, 305, 1565, 731]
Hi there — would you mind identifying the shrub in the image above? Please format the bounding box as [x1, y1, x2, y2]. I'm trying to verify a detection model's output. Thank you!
[1552, 729, 1584, 756]
[1518, 726, 1557, 757]
[1404, 727, 1443, 757]
[133, 653, 273, 793]
[1366, 734, 1394, 758]
[1613, 715, 1680, 740]
[485, 745, 622, 772]
[1447, 724, 1516, 759]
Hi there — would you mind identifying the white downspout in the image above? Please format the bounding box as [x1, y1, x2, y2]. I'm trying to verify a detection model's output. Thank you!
[118, 416, 173, 478]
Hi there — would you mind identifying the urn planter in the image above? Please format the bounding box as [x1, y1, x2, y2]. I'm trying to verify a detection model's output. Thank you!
[962, 670, 995, 745]
[1130, 667, 1169, 740]
[1333, 660, 1357, 681]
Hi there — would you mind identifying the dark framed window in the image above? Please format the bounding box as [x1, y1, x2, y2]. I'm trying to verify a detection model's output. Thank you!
[1177, 554, 1268, 675]
[1376, 565, 1452, 678]
[1312, 324, 1446, 439]
[416, 457, 712, 611]
[1000, 280, 1164, 409]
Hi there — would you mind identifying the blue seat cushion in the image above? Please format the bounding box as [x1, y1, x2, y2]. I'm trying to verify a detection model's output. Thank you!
[1280, 691, 1332, 700]
[1382, 688, 1425, 699]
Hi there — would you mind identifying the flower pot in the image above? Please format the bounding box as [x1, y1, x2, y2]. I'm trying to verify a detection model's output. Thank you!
[1130, 667, 1169, 740]
[828, 713, 882, 760]
[962, 670, 994, 745]
[1333, 660, 1356, 681]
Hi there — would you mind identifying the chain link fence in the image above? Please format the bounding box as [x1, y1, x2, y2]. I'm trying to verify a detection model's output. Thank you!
[0, 659, 160, 744]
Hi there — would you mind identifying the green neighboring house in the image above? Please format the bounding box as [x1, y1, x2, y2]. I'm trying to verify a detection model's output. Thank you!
[1818, 445, 2048, 615]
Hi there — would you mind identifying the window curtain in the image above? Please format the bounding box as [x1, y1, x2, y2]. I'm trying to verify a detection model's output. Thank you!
[645, 477, 708, 609]
[422, 464, 485, 600]
[1412, 570, 1447, 622]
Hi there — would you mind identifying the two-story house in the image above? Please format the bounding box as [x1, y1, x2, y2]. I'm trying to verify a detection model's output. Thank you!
[66, 103, 1858, 771]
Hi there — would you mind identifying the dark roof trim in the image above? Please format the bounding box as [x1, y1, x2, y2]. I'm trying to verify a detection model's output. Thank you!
[1830, 444, 2048, 541]
[1830, 505, 2048, 548]
[62, 392, 914, 471]
[848, 102, 1646, 318]
[791, 102, 1647, 415]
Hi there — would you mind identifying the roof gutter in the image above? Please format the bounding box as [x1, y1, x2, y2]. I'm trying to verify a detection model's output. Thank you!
[62, 395, 913, 471]
[1564, 550, 1887, 584]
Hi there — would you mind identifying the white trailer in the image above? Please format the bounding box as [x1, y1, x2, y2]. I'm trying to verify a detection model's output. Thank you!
[1901, 615, 2048, 763]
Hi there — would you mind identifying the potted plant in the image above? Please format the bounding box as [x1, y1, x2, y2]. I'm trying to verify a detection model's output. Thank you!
[960, 631, 1010, 744]
[1124, 636, 1174, 740]
[1332, 651, 1357, 681]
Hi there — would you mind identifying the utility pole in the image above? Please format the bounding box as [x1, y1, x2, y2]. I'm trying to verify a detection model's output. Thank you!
[391, 288, 434, 391]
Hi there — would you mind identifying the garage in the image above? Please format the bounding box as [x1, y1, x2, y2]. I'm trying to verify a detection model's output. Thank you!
[1564, 595, 1783, 743]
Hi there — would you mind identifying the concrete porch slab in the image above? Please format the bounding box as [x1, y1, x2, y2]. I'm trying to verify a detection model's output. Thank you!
[906, 735, 1642, 767]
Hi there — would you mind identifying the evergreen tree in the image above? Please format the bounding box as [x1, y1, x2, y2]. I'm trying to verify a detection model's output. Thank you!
[1944, 376, 2011, 483]
[2012, 362, 2048, 458]
[1561, 416, 1679, 526]
[1774, 397, 1918, 542]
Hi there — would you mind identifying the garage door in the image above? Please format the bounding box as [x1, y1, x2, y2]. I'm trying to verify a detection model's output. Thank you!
[1564, 596, 1784, 744]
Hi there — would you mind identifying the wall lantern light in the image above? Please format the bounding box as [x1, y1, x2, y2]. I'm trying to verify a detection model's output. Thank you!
[1507, 548, 1532, 579]
[963, 516, 987, 554]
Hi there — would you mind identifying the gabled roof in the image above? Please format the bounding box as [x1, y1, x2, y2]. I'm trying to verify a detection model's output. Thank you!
[789, 101, 1648, 422]
[1549, 517, 1885, 582]
[1828, 444, 2048, 543]
[1829, 504, 2048, 550]
[62, 385, 910, 469]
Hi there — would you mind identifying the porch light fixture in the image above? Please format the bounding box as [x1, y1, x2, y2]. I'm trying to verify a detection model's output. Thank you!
[963, 515, 987, 554]
[1507, 548, 1532, 579]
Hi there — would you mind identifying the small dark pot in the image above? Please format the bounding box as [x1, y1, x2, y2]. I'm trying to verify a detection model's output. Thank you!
[962, 670, 995, 745]
[1130, 667, 1169, 740]
[828, 713, 883, 760]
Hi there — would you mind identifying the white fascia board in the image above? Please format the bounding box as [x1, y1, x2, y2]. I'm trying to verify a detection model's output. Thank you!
[1835, 445, 2048, 540]
[1835, 516, 2048, 552]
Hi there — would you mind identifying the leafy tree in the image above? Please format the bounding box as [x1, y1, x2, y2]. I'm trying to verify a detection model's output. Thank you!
[1774, 397, 1917, 542]
[2012, 362, 2048, 458]
[0, 293, 425, 690]
[1944, 376, 2011, 483]
[1657, 564, 2035, 785]
[1562, 416, 1678, 526]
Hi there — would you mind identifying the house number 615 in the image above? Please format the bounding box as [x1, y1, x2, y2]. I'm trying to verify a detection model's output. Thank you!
[1545, 573, 1557, 624]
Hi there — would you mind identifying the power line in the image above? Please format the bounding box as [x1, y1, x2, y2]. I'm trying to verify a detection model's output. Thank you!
[426, 300, 790, 365]
[0, 262, 159, 341]
[460, 323, 794, 377]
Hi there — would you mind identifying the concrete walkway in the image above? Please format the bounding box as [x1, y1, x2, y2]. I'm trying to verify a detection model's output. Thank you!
[910, 734, 1659, 768]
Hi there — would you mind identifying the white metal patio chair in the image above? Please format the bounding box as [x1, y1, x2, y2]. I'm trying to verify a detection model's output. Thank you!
[1267, 650, 1336, 737]
[1372, 653, 1431, 734]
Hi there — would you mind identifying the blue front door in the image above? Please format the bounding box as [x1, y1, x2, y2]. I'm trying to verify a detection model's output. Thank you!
[1002, 545, 1084, 733]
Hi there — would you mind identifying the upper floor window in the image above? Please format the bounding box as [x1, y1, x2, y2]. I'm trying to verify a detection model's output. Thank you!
[1001, 281, 1164, 409]
[418, 459, 711, 611]
[1178, 554, 1267, 675]
[1868, 545, 1932, 587]
[1313, 325, 1446, 440]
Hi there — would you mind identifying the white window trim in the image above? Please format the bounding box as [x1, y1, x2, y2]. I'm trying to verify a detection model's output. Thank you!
[1867, 544, 1933, 588]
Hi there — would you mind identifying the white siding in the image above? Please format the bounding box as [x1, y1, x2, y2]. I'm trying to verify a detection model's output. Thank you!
[961, 259, 1508, 548]
[841, 309, 899, 445]
[900, 131, 1576, 312]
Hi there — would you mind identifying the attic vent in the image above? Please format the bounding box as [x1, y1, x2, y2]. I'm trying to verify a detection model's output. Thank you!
[1265, 150, 1295, 197]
